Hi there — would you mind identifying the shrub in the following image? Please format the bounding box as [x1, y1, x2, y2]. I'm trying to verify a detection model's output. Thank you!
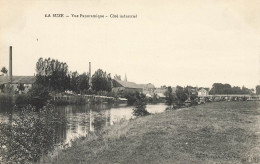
[0, 84, 5, 92]
[123, 92, 137, 105]
[27, 84, 51, 108]
[2, 84, 15, 94]
[132, 92, 150, 117]
[0, 104, 66, 163]
[0, 93, 13, 104]
[106, 91, 118, 98]
[14, 94, 29, 106]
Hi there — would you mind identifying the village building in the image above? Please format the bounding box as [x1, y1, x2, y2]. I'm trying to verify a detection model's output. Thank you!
[0, 46, 36, 93]
[140, 83, 156, 95]
[154, 87, 167, 96]
[112, 76, 156, 96]
[112, 79, 143, 95]
[256, 85, 260, 95]
[153, 86, 176, 99]
[190, 88, 197, 95]
[198, 88, 209, 97]
[0, 76, 36, 93]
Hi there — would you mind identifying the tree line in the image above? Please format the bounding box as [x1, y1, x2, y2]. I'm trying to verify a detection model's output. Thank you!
[164, 83, 255, 108]
[35, 58, 113, 94]
[209, 83, 254, 95]
[0, 58, 256, 105]
[165, 85, 198, 108]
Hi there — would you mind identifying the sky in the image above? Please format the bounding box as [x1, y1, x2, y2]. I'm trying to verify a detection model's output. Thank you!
[0, 0, 260, 89]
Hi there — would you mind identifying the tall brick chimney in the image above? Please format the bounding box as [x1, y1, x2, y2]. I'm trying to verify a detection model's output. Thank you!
[9, 46, 12, 83]
[89, 62, 92, 87]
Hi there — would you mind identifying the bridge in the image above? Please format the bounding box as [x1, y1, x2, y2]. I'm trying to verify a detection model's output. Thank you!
[199, 94, 260, 101]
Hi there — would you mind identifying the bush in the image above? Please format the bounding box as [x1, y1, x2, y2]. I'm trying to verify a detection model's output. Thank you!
[106, 91, 118, 98]
[132, 93, 150, 117]
[0, 104, 66, 163]
[2, 84, 15, 94]
[123, 92, 137, 105]
[27, 84, 51, 108]
[14, 94, 29, 106]
[0, 93, 13, 104]
[0, 84, 5, 92]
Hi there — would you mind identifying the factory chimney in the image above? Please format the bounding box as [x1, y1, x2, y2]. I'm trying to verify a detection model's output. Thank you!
[124, 73, 127, 82]
[89, 62, 92, 87]
[9, 46, 12, 83]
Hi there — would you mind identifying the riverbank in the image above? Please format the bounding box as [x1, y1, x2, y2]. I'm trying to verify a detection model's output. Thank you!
[46, 101, 260, 163]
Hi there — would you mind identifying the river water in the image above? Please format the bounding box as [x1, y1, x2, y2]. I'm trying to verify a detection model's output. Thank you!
[0, 103, 168, 162]
[49, 103, 167, 147]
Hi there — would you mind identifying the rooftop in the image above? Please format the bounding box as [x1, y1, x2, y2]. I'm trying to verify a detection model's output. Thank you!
[113, 79, 143, 89]
[0, 76, 36, 85]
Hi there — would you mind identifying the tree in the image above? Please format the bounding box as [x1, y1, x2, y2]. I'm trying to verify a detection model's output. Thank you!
[232, 86, 241, 94]
[0, 84, 4, 92]
[209, 83, 252, 95]
[27, 84, 51, 107]
[164, 86, 176, 107]
[175, 86, 188, 105]
[256, 85, 260, 95]
[223, 84, 232, 94]
[184, 86, 193, 97]
[17, 83, 25, 92]
[77, 73, 90, 94]
[132, 92, 150, 117]
[210, 83, 231, 94]
[241, 86, 251, 94]
[36, 58, 68, 76]
[70, 71, 79, 93]
[183, 86, 198, 105]
[91, 69, 112, 92]
[1, 67, 8, 75]
[35, 58, 70, 92]
[2, 84, 14, 94]
[123, 91, 137, 105]
[114, 74, 121, 80]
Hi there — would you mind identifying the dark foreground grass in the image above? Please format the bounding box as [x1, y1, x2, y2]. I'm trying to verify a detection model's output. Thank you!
[48, 101, 260, 164]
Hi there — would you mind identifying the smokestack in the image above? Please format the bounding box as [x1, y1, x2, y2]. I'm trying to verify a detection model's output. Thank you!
[9, 46, 12, 83]
[124, 73, 127, 82]
[89, 62, 91, 77]
[89, 62, 92, 87]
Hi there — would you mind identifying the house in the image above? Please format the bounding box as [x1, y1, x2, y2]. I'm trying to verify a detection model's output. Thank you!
[153, 86, 167, 99]
[190, 88, 197, 95]
[0, 46, 36, 93]
[112, 79, 143, 94]
[0, 76, 36, 93]
[154, 87, 167, 95]
[112, 76, 157, 96]
[198, 88, 209, 97]
[154, 86, 176, 96]
[156, 93, 166, 99]
[141, 83, 156, 95]
[256, 85, 260, 95]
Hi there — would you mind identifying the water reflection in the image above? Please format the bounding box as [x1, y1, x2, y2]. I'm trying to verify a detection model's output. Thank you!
[60, 104, 167, 145]
[0, 104, 13, 124]
[0, 103, 168, 162]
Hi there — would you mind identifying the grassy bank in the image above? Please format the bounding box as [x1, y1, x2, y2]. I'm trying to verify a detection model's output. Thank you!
[48, 101, 260, 163]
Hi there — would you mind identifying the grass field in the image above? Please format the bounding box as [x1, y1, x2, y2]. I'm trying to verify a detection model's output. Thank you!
[48, 101, 260, 164]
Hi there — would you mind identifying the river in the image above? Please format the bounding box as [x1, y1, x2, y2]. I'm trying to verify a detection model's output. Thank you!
[0, 103, 168, 162]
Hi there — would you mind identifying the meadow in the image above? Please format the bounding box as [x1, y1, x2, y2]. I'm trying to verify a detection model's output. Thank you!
[47, 101, 260, 163]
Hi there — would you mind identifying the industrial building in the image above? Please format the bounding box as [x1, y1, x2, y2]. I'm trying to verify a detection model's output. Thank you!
[0, 46, 35, 93]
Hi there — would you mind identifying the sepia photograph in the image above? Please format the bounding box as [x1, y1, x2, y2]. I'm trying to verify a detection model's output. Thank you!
[0, 0, 260, 163]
